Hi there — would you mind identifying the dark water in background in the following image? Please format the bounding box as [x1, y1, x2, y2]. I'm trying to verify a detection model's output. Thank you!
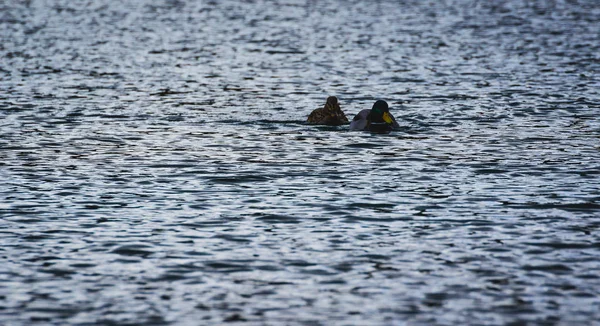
[1, 0, 600, 325]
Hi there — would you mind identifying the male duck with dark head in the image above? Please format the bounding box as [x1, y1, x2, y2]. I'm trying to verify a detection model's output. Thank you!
[307, 96, 349, 126]
[349, 100, 400, 133]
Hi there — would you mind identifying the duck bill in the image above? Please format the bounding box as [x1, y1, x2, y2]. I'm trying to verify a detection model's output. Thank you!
[382, 112, 393, 124]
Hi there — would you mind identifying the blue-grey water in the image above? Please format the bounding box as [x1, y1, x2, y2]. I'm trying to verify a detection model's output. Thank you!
[1, 0, 600, 325]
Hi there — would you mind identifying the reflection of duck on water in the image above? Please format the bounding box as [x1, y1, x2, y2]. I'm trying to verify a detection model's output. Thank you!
[349, 100, 400, 133]
[307, 96, 349, 126]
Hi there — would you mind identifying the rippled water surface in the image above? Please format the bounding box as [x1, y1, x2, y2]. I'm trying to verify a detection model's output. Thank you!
[2, 0, 600, 325]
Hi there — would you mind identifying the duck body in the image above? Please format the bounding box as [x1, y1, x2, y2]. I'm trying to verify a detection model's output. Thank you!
[349, 109, 371, 131]
[349, 100, 400, 133]
[307, 96, 349, 126]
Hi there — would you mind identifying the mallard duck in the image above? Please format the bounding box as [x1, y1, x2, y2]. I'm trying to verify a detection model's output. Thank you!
[307, 96, 349, 126]
[349, 100, 400, 133]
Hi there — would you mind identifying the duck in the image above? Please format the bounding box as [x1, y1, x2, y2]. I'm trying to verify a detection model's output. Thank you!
[349, 100, 400, 133]
[307, 96, 349, 126]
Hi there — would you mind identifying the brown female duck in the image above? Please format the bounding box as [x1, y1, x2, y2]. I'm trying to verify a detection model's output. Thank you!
[307, 96, 349, 126]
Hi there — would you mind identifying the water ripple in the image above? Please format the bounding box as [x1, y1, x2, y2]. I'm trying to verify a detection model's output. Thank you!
[1, 0, 599, 325]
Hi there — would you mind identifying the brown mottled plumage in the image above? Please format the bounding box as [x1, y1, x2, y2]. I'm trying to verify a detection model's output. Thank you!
[307, 96, 349, 126]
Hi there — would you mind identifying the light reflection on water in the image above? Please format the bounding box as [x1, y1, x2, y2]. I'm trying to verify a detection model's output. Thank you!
[1, 0, 600, 324]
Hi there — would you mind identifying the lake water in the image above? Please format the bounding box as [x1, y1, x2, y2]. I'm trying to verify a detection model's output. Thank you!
[1, 0, 600, 325]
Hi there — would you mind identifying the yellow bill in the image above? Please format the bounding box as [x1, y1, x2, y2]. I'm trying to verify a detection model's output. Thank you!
[382, 112, 393, 124]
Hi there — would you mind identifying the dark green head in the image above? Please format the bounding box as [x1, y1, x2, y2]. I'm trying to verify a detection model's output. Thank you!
[369, 100, 393, 123]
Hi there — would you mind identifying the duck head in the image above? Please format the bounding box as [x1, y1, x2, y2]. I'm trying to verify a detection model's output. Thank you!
[368, 100, 393, 124]
[324, 96, 340, 113]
